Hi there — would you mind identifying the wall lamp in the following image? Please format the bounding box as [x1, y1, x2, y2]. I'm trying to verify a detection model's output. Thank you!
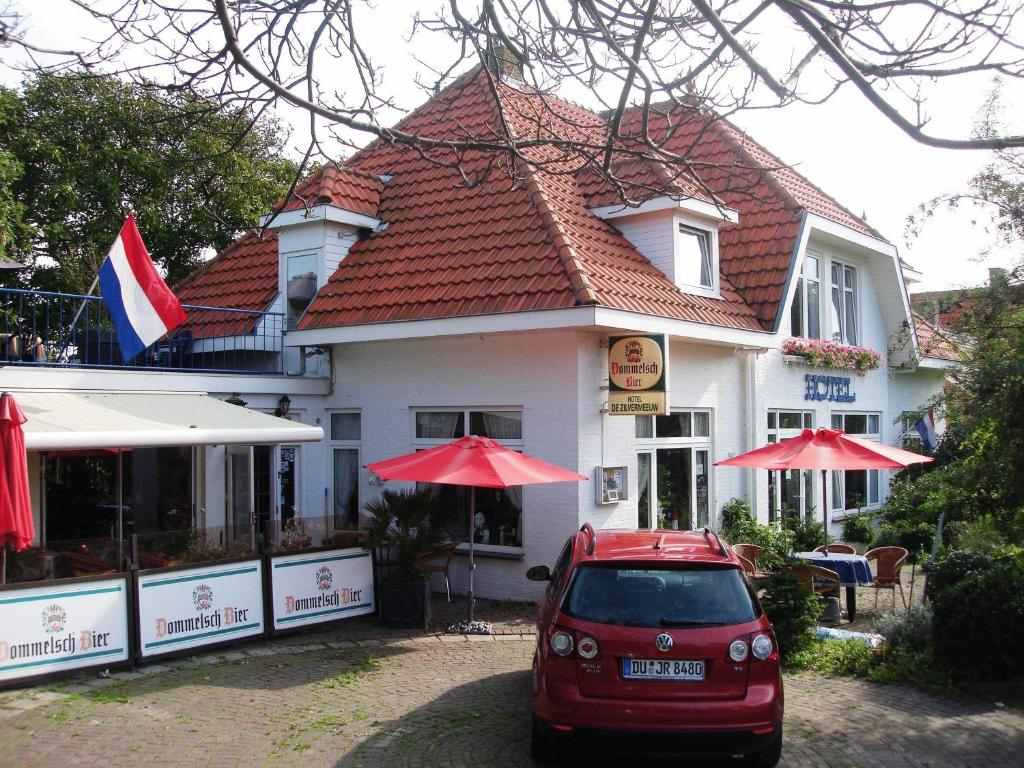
[275, 394, 292, 418]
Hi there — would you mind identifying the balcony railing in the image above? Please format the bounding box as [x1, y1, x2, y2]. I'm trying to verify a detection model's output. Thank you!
[1, 287, 286, 374]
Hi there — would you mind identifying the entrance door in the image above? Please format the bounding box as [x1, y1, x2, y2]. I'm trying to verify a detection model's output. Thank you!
[636, 447, 711, 530]
[278, 446, 299, 529]
[226, 446, 254, 547]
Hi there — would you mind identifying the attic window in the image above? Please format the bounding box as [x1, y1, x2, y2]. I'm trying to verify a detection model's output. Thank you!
[676, 224, 714, 290]
[286, 252, 317, 330]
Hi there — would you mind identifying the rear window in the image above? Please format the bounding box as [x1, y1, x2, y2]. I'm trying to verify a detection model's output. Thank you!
[562, 565, 760, 628]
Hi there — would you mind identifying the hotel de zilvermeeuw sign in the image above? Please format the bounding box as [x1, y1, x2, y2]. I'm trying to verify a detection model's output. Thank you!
[608, 334, 669, 416]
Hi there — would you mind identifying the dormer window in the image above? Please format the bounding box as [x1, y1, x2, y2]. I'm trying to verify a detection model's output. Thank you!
[285, 252, 318, 330]
[676, 223, 715, 291]
[790, 253, 822, 338]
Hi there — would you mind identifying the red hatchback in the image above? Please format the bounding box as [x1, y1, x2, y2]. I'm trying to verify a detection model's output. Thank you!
[527, 525, 783, 766]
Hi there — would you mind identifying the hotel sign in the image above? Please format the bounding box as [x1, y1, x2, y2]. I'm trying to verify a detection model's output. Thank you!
[804, 374, 856, 403]
[0, 576, 130, 682]
[137, 560, 264, 657]
[608, 334, 669, 415]
[270, 548, 375, 631]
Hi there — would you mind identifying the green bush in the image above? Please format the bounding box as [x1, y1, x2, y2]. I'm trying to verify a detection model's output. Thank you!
[873, 520, 935, 562]
[874, 605, 932, 654]
[720, 497, 755, 535]
[952, 515, 1006, 552]
[759, 570, 821, 663]
[789, 639, 875, 677]
[925, 549, 996, 600]
[931, 553, 1024, 680]
[842, 512, 876, 546]
[784, 512, 829, 552]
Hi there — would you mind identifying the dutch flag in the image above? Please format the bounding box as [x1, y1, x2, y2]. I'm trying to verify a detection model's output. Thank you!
[98, 215, 187, 362]
[915, 409, 938, 452]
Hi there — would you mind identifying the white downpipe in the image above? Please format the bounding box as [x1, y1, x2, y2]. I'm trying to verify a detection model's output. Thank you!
[738, 347, 766, 518]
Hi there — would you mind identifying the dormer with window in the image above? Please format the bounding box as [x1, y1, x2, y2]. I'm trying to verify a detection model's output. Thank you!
[790, 250, 860, 345]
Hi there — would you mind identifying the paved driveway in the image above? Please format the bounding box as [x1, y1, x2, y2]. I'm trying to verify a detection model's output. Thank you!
[1, 629, 1021, 767]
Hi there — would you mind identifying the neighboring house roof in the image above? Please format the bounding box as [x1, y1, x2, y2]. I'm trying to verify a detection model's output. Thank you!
[912, 313, 961, 362]
[277, 164, 385, 217]
[175, 230, 279, 337]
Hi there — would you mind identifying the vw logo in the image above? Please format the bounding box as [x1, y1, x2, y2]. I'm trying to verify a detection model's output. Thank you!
[655, 633, 673, 652]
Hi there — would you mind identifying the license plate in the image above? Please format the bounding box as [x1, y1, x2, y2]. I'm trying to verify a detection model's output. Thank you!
[622, 658, 705, 681]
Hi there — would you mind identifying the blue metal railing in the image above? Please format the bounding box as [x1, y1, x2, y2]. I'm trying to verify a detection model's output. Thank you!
[0, 287, 286, 374]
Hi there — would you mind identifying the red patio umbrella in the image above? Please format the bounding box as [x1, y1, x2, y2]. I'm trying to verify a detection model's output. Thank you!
[1, 392, 35, 584]
[716, 428, 932, 547]
[366, 435, 586, 620]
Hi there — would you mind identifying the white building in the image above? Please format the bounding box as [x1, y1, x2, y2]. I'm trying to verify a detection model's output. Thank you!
[1, 65, 958, 600]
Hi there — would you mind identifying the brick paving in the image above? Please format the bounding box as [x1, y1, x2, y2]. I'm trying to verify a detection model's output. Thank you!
[0, 597, 1021, 767]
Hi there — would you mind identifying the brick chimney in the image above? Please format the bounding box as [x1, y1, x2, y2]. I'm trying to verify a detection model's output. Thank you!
[487, 43, 525, 83]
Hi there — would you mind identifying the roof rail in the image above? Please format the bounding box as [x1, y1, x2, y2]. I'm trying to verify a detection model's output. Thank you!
[703, 527, 727, 558]
[580, 522, 597, 556]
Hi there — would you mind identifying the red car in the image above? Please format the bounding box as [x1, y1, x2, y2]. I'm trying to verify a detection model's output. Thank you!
[527, 525, 783, 766]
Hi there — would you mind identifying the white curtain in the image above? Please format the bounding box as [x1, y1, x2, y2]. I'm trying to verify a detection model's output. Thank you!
[416, 411, 460, 439]
[481, 411, 522, 439]
[333, 448, 359, 529]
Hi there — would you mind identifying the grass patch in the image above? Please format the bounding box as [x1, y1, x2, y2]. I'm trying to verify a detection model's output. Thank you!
[87, 690, 130, 704]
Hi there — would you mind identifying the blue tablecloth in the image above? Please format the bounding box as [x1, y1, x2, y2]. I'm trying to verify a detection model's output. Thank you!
[791, 552, 873, 587]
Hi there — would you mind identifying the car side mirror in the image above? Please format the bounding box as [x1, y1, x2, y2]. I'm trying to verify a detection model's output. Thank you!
[526, 564, 551, 582]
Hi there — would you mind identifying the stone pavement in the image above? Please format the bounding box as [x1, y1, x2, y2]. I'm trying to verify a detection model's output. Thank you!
[1, 600, 1021, 768]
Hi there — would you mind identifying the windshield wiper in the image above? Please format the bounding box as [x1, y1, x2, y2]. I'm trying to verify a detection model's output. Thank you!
[659, 619, 726, 627]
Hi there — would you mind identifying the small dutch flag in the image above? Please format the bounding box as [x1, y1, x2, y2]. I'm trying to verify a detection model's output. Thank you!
[98, 215, 187, 362]
[914, 409, 937, 452]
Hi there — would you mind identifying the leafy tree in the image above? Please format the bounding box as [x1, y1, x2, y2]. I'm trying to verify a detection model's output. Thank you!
[0, 72, 297, 293]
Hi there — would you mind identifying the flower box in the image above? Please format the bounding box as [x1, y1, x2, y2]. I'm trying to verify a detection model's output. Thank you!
[782, 338, 882, 372]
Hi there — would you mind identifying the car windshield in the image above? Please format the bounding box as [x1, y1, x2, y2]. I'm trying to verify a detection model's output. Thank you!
[562, 565, 760, 628]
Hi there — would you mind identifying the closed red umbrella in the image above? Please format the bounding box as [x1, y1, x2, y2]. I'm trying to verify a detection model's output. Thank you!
[1, 392, 35, 584]
[716, 428, 932, 546]
[366, 435, 586, 620]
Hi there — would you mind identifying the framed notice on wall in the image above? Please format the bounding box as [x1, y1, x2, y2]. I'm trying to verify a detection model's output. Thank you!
[596, 466, 628, 505]
[607, 334, 669, 415]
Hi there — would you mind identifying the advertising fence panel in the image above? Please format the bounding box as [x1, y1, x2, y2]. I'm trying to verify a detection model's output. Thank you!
[270, 548, 374, 631]
[136, 559, 265, 657]
[0, 574, 130, 683]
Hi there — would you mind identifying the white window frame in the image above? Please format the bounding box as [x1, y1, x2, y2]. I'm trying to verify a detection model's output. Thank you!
[635, 409, 714, 530]
[766, 410, 815, 523]
[790, 253, 823, 339]
[829, 259, 859, 345]
[411, 407, 525, 554]
[673, 216, 718, 295]
[328, 410, 362, 532]
[830, 411, 881, 514]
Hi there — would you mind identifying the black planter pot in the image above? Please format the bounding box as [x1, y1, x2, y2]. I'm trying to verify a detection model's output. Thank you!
[378, 579, 432, 629]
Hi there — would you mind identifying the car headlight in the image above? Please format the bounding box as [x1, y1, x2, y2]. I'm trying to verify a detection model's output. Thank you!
[752, 634, 773, 660]
[550, 630, 574, 656]
[728, 639, 749, 662]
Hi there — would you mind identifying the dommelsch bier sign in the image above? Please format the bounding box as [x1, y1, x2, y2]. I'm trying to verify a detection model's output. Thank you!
[0, 576, 130, 682]
[607, 334, 669, 415]
[270, 548, 375, 630]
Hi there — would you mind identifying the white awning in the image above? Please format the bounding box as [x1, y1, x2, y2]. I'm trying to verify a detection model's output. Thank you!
[14, 391, 324, 450]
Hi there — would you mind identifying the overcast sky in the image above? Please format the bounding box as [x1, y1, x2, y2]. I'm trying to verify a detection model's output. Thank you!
[4, 1, 1020, 293]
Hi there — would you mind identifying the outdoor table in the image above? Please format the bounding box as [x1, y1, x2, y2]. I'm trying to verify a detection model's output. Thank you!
[791, 551, 873, 620]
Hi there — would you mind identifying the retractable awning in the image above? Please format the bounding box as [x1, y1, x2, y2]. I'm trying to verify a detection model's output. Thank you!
[14, 391, 323, 450]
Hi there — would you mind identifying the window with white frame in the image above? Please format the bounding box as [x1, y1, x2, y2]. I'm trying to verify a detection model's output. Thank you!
[676, 223, 714, 290]
[790, 254, 822, 339]
[767, 410, 815, 523]
[635, 410, 712, 529]
[330, 412, 361, 530]
[413, 408, 524, 549]
[830, 261, 859, 345]
[831, 412, 881, 511]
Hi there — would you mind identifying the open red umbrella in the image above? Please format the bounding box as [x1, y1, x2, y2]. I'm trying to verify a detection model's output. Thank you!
[1, 392, 35, 584]
[366, 435, 586, 620]
[716, 428, 932, 546]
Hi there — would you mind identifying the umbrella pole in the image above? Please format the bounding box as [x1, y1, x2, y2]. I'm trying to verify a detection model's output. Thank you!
[468, 486, 476, 623]
[821, 468, 828, 549]
[2, 546, 6, 586]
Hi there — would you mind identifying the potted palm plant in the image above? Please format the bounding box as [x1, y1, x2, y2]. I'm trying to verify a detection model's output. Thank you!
[364, 487, 449, 628]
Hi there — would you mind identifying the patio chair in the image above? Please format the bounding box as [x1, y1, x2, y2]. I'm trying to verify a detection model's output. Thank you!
[413, 542, 459, 602]
[864, 546, 909, 610]
[788, 563, 841, 600]
[814, 543, 857, 554]
[732, 543, 769, 579]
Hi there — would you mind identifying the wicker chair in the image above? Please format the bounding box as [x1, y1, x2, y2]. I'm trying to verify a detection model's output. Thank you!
[732, 544, 769, 579]
[788, 563, 841, 600]
[412, 542, 459, 602]
[864, 546, 909, 610]
[814, 543, 857, 554]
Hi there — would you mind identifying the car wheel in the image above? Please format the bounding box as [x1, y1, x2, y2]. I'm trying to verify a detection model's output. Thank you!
[745, 726, 782, 768]
[530, 717, 560, 764]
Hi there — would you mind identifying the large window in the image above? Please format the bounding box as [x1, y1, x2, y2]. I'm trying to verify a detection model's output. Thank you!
[414, 408, 524, 549]
[635, 410, 712, 529]
[790, 254, 822, 339]
[831, 412, 881, 511]
[830, 261, 859, 345]
[285, 252, 318, 330]
[767, 411, 814, 523]
[677, 223, 714, 290]
[331, 411, 361, 530]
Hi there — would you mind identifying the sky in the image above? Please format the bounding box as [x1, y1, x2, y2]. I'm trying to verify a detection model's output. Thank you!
[3, 1, 1020, 293]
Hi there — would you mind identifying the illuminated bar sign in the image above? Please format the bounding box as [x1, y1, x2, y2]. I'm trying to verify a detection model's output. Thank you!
[270, 548, 375, 631]
[804, 374, 856, 403]
[608, 334, 669, 415]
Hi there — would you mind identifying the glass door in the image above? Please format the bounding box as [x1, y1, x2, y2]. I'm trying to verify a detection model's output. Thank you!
[656, 448, 692, 529]
[278, 445, 299, 528]
[226, 445, 254, 547]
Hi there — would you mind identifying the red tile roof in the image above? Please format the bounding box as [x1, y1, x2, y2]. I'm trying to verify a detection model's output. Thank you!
[174, 230, 279, 337]
[277, 164, 385, 218]
[912, 313, 962, 362]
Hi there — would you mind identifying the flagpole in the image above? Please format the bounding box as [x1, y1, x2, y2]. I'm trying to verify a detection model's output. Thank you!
[58, 274, 99, 362]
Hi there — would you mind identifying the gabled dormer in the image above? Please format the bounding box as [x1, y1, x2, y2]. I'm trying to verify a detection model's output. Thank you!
[590, 196, 738, 298]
